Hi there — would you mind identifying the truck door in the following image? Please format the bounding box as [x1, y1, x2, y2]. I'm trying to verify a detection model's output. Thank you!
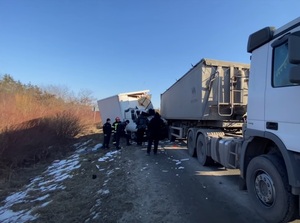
[265, 33, 300, 153]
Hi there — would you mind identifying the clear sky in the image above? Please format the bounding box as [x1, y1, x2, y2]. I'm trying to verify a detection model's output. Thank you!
[0, 0, 299, 108]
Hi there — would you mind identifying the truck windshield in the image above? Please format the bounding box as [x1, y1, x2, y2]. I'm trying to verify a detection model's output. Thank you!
[272, 42, 298, 87]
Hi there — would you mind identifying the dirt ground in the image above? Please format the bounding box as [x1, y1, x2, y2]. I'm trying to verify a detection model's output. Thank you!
[2, 130, 298, 223]
[0, 130, 182, 223]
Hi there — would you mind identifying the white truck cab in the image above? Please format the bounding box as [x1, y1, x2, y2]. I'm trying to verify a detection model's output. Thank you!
[97, 90, 153, 136]
[243, 17, 300, 222]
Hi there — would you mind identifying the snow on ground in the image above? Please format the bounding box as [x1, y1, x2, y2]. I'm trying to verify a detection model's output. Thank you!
[0, 139, 187, 223]
[0, 141, 118, 223]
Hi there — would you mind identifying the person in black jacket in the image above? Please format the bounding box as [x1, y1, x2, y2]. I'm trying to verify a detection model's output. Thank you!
[146, 112, 164, 155]
[135, 112, 148, 146]
[115, 120, 130, 150]
[102, 118, 112, 149]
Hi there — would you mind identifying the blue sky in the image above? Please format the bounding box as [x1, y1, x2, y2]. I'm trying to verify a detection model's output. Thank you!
[0, 0, 299, 108]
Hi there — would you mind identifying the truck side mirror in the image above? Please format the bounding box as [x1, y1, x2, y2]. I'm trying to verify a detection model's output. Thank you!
[289, 66, 300, 83]
[289, 32, 300, 64]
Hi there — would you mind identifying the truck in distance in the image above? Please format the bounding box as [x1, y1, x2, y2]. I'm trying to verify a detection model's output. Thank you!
[97, 90, 153, 138]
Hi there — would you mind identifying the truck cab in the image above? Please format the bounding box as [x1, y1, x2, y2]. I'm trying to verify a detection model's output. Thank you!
[160, 17, 300, 223]
[242, 17, 300, 222]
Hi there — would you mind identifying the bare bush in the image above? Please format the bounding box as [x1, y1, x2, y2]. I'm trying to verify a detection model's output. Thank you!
[0, 75, 98, 180]
[0, 112, 85, 179]
[48, 111, 83, 141]
[0, 119, 54, 167]
[0, 128, 9, 158]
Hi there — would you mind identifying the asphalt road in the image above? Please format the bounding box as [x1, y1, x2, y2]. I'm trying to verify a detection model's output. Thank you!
[120, 140, 270, 223]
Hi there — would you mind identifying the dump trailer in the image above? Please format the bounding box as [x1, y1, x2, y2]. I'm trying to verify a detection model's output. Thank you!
[97, 90, 153, 136]
[161, 17, 300, 223]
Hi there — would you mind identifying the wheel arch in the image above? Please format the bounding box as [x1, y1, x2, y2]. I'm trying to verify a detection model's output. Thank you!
[240, 129, 300, 192]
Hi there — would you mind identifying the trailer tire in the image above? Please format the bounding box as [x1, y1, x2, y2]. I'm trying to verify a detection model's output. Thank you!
[196, 134, 212, 166]
[187, 130, 196, 157]
[246, 155, 297, 223]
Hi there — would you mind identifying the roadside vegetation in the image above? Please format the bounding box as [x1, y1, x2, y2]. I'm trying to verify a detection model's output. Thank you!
[0, 74, 99, 184]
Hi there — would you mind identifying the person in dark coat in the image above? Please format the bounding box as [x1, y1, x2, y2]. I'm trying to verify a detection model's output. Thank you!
[115, 120, 130, 150]
[102, 118, 112, 149]
[146, 112, 164, 155]
[135, 112, 148, 146]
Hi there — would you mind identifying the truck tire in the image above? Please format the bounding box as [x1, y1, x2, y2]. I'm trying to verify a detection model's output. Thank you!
[246, 155, 297, 223]
[187, 130, 196, 157]
[196, 134, 212, 166]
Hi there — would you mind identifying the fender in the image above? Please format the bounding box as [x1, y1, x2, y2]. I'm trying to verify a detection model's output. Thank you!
[240, 128, 300, 194]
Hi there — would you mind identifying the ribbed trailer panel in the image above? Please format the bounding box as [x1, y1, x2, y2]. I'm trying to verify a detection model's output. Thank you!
[161, 58, 250, 122]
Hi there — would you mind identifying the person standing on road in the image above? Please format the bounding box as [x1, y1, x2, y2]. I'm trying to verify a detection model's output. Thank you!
[115, 120, 130, 150]
[102, 118, 112, 149]
[146, 112, 164, 155]
[111, 117, 121, 145]
[135, 112, 148, 146]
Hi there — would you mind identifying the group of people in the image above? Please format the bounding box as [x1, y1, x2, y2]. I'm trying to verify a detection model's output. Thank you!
[102, 117, 130, 150]
[135, 109, 165, 155]
[102, 108, 165, 155]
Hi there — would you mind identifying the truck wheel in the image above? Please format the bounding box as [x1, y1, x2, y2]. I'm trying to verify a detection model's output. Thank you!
[196, 134, 212, 166]
[187, 130, 196, 157]
[246, 155, 297, 223]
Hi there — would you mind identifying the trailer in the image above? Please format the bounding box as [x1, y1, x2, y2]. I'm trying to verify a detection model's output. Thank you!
[97, 90, 153, 135]
[161, 58, 249, 140]
[161, 17, 300, 223]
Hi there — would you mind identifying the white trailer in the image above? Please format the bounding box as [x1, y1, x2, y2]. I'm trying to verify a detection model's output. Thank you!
[97, 90, 153, 134]
[161, 17, 300, 223]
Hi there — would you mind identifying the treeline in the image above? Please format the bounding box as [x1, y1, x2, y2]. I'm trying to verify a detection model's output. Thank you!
[0, 74, 97, 180]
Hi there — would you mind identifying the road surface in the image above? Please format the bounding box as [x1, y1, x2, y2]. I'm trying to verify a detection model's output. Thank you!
[117, 140, 268, 223]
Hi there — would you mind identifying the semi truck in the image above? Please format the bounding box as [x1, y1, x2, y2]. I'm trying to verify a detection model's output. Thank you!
[160, 17, 300, 223]
[97, 90, 153, 137]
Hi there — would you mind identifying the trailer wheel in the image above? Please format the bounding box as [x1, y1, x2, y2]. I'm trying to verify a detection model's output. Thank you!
[246, 155, 297, 223]
[187, 130, 196, 157]
[196, 134, 212, 166]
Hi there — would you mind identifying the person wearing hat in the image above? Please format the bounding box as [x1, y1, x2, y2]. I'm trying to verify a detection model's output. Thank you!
[102, 118, 112, 149]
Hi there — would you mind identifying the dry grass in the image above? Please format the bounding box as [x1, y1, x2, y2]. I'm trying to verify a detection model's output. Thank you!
[0, 74, 100, 183]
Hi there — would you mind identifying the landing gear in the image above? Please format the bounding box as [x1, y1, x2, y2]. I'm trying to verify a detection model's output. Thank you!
[168, 127, 176, 142]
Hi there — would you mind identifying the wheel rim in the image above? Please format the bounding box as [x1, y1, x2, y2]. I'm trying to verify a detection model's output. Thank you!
[254, 171, 276, 207]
